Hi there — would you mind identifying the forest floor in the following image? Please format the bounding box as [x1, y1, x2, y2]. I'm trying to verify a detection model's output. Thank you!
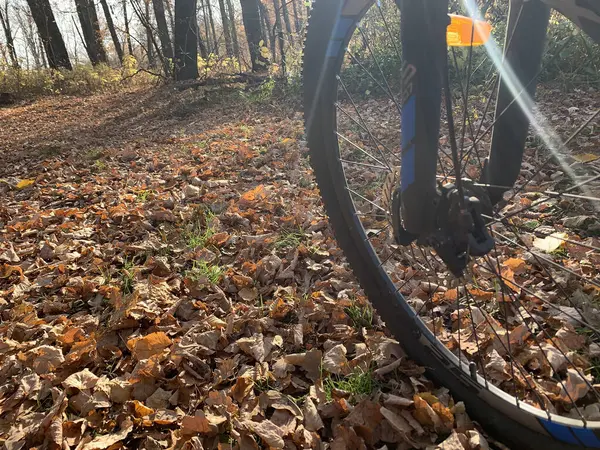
[0, 83, 599, 450]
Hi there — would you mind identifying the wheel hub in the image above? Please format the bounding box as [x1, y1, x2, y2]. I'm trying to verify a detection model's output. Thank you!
[392, 179, 494, 277]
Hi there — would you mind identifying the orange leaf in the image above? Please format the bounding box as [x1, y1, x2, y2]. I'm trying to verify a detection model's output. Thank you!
[127, 332, 172, 361]
[132, 400, 154, 418]
[239, 185, 267, 208]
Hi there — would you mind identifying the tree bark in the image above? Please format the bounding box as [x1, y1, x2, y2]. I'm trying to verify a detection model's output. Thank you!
[196, 20, 208, 59]
[290, 0, 300, 34]
[240, 0, 268, 72]
[225, 0, 239, 63]
[75, 0, 108, 65]
[145, 0, 155, 66]
[165, 0, 175, 32]
[174, 0, 199, 80]
[123, 0, 134, 55]
[25, 0, 72, 70]
[153, 0, 174, 63]
[195, 0, 208, 58]
[272, 0, 284, 69]
[0, 2, 19, 68]
[100, 0, 124, 63]
[207, 0, 218, 54]
[258, 0, 274, 63]
[217, 0, 233, 56]
[279, 0, 293, 43]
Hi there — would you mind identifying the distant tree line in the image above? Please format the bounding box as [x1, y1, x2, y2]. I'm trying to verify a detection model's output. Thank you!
[0, 0, 308, 80]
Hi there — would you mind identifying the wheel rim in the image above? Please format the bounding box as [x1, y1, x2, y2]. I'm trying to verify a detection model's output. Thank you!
[327, 0, 600, 429]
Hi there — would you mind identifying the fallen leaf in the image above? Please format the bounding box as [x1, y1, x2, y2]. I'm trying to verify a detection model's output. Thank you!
[559, 368, 591, 403]
[16, 179, 35, 189]
[62, 369, 99, 391]
[127, 332, 172, 360]
[533, 232, 568, 253]
[82, 417, 133, 449]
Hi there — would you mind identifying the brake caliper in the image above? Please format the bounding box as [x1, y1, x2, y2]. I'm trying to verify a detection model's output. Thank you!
[425, 180, 494, 277]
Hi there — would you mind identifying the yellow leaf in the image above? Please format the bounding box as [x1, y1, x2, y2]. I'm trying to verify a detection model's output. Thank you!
[573, 153, 599, 163]
[16, 179, 35, 189]
[258, 39, 264, 47]
[533, 232, 567, 253]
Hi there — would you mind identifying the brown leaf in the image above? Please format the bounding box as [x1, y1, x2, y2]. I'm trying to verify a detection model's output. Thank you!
[438, 431, 467, 450]
[32, 345, 65, 374]
[62, 368, 99, 391]
[284, 349, 322, 381]
[322, 344, 348, 375]
[243, 419, 285, 449]
[127, 332, 172, 361]
[181, 412, 213, 435]
[302, 397, 324, 432]
[82, 417, 133, 450]
[236, 333, 267, 362]
[231, 376, 254, 403]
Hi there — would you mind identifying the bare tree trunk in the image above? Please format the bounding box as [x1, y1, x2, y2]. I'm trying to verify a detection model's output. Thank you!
[207, 0, 218, 54]
[153, 0, 174, 74]
[25, 0, 72, 70]
[75, 0, 108, 65]
[225, 0, 239, 64]
[0, 2, 19, 68]
[272, 0, 284, 73]
[217, 0, 233, 56]
[279, 0, 293, 43]
[153, 0, 173, 59]
[145, 0, 155, 66]
[196, 21, 208, 59]
[174, 0, 199, 80]
[165, 0, 175, 32]
[258, 0, 274, 63]
[123, 0, 134, 55]
[240, 0, 268, 72]
[291, 0, 300, 34]
[199, 0, 211, 53]
[16, 9, 41, 68]
[100, 0, 124, 63]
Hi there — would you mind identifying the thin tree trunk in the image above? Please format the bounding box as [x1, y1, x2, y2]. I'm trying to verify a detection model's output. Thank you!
[17, 9, 41, 68]
[145, 0, 155, 66]
[207, 0, 218, 54]
[196, 20, 208, 59]
[0, 3, 19, 68]
[272, 0, 284, 72]
[240, 0, 268, 72]
[153, 0, 174, 74]
[217, 0, 233, 56]
[225, 0, 239, 65]
[25, 0, 72, 70]
[279, 0, 293, 43]
[100, 0, 124, 63]
[123, 0, 134, 55]
[199, 0, 211, 53]
[38, 33, 48, 68]
[165, 0, 175, 32]
[174, 0, 199, 80]
[258, 0, 274, 63]
[291, 0, 300, 34]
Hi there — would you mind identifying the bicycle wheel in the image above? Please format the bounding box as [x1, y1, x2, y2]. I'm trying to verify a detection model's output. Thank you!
[304, 0, 600, 448]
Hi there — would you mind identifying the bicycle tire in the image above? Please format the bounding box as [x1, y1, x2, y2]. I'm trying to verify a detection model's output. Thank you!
[303, 0, 600, 448]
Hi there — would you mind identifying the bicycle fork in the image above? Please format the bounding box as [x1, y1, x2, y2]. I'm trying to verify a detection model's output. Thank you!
[393, 0, 550, 275]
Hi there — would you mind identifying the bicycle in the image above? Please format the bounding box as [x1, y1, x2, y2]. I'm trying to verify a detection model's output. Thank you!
[304, 0, 600, 448]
